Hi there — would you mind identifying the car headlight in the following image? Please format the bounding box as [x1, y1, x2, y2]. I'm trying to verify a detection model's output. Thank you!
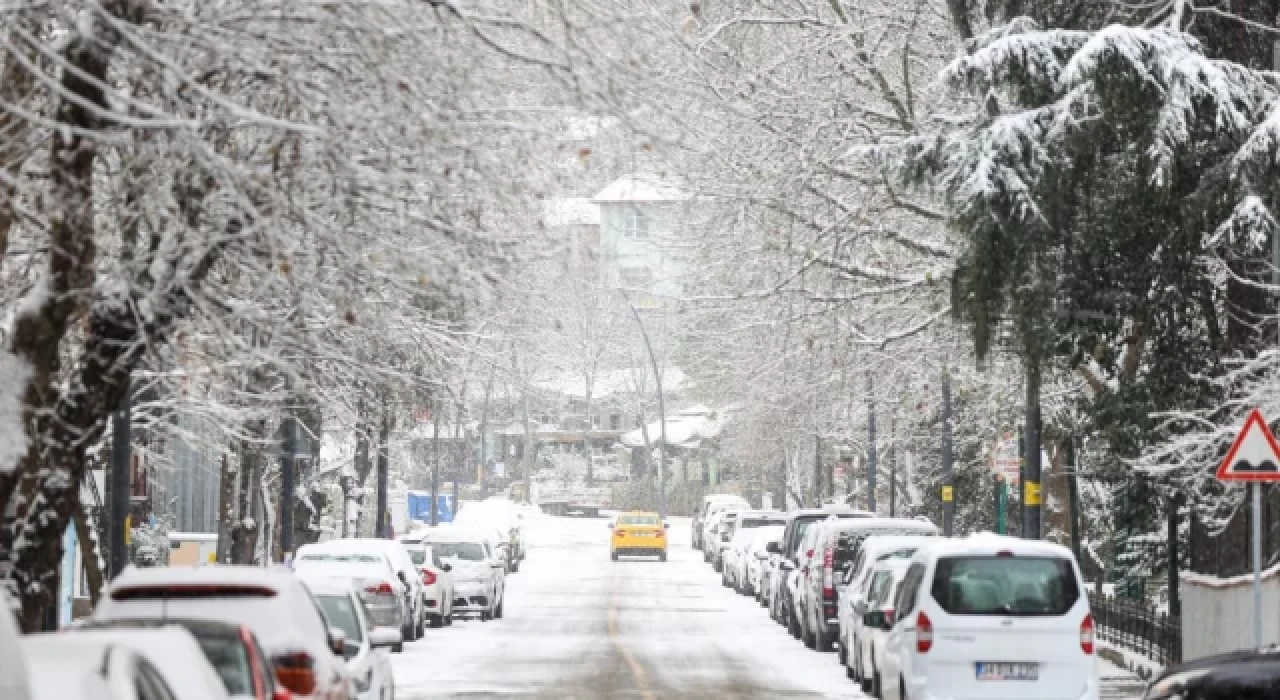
[355, 667, 373, 693]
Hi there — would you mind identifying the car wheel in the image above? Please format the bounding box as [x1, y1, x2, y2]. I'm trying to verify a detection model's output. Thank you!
[788, 608, 802, 639]
[429, 614, 443, 628]
[803, 616, 817, 649]
[510, 560, 520, 573]
[815, 621, 833, 652]
[415, 611, 426, 639]
[659, 551, 667, 562]
[393, 641, 404, 653]
[481, 611, 491, 621]
[899, 675, 907, 700]
[444, 613, 453, 626]
[837, 637, 847, 665]
[872, 670, 882, 699]
[494, 600, 504, 619]
[611, 551, 619, 562]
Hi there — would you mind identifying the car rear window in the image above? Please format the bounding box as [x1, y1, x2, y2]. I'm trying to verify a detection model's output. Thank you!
[930, 556, 1080, 616]
[739, 518, 782, 528]
[193, 632, 255, 697]
[433, 542, 486, 561]
[619, 515, 659, 525]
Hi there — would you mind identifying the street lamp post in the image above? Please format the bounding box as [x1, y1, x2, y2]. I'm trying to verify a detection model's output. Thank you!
[625, 298, 667, 518]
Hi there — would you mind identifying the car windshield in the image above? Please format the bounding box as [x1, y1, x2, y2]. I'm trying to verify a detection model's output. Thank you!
[193, 632, 255, 697]
[738, 518, 781, 528]
[433, 542, 487, 561]
[619, 515, 659, 525]
[315, 593, 364, 644]
[931, 556, 1080, 616]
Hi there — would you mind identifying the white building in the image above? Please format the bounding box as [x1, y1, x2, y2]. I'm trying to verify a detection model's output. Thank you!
[592, 174, 689, 306]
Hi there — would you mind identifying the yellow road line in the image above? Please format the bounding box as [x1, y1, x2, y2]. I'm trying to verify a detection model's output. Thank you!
[608, 575, 656, 700]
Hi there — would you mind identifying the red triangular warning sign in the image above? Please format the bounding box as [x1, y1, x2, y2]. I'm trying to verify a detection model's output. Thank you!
[1216, 409, 1280, 482]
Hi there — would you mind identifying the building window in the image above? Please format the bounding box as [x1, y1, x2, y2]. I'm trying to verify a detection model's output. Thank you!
[622, 207, 650, 239]
[610, 414, 621, 430]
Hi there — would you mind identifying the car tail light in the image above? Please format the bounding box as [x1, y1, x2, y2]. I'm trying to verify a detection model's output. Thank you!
[1080, 613, 1095, 655]
[421, 569, 437, 586]
[884, 607, 895, 625]
[273, 652, 316, 696]
[271, 689, 292, 700]
[996, 550, 1014, 557]
[916, 611, 933, 653]
[822, 545, 834, 598]
[615, 529, 625, 537]
[365, 581, 395, 596]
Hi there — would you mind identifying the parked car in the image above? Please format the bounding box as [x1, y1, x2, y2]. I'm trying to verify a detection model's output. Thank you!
[702, 508, 740, 564]
[721, 525, 756, 589]
[713, 510, 783, 571]
[851, 558, 912, 695]
[397, 536, 456, 627]
[1143, 649, 1280, 699]
[692, 494, 749, 550]
[29, 626, 231, 700]
[83, 617, 283, 700]
[294, 544, 412, 649]
[0, 588, 30, 700]
[738, 524, 785, 597]
[93, 565, 354, 700]
[425, 530, 507, 620]
[609, 511, 669, 561]
[837, 534, 933, 673]
[297, 539, 426, 642]
[24, 631, 183, 700]
[799, 517, 939, 652]
[878, 534, 1099, 700]
[306, 579, 400, 700]
[768, 508, 873, 639]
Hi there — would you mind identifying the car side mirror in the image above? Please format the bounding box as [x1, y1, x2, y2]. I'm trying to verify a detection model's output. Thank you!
[369, 627, 402, 649]
[397, 570, 408, 585]
[441, 562, 452, 572]
[327, 627, 347, 656]
[765, 541, 780, 554]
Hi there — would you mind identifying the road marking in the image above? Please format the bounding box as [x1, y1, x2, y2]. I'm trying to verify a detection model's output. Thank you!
[608, 575, 657, 700]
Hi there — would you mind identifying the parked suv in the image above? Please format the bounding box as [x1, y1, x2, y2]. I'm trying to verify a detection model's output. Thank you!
[799, 517, 938, 652]
[768, 508, 872, 639]
[878, 534, 1099, 700]
[693, 494, 749, 550]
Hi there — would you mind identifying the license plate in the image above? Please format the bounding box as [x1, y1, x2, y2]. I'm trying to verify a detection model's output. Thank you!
[975, 662, 1039, 681]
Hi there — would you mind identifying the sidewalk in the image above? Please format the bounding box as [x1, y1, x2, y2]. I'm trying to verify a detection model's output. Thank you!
[1101, 657, 1149, 699]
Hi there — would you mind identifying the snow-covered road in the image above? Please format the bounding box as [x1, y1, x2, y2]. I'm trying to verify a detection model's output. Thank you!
[391, 514, 1147, 699]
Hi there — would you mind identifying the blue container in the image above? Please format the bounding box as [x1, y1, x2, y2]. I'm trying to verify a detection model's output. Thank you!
[407, 491, 454, 524]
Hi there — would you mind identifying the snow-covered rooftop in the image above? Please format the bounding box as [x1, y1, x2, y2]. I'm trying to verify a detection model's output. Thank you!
[543, 197, 600, 227]
[593, 174, 688, 203]
[531, 367, 687, 400]
[620, 404, 727, 449]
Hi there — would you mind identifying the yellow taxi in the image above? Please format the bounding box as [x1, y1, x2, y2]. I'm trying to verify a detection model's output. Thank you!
[609, 511, 669, 561]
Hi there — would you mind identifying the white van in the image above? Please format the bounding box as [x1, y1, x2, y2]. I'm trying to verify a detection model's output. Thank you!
[878, 534, 1098, 700]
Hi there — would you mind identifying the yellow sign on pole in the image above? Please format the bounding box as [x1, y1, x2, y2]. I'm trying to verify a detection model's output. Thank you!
[941, 486, 954, 502]
[124, 514, 132, 546]
[1024, 481, 1042, 506]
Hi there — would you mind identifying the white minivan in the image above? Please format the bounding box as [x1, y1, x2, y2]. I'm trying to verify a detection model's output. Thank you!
[878, 534, 1098, 700]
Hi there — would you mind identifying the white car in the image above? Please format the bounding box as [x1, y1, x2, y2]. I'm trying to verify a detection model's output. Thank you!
[398, 536, 456, 628]
[93, 565, 354, 700]
[295, 543, 412, 650]
[299, 539, 427, 642]
[307, 579, 400, 700]
[838, 534, 933, 674]
[423, 530, 507, 620]
[26, 627, 230, 700]
[741, 524, 785, 597]
[852, 558, 912, 695]
[878, 535, 1099, 700]
[0, 588, 30, 700]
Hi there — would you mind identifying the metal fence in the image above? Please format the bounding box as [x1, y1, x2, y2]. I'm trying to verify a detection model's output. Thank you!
[1089, 592, 1181, 666]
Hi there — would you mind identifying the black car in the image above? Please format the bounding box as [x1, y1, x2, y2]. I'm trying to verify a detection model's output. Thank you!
[1144, 649, 1280, 699]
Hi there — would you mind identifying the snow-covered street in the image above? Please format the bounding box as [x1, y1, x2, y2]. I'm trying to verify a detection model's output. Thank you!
[392, 514, 1147, 699]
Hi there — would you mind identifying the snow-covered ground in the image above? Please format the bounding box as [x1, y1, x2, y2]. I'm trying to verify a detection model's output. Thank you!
[391, 513, 1148, 699]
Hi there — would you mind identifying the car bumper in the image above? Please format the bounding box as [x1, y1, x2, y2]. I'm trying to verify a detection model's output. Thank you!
[613, 546, 666, 556]
[905, 672, 1100, 700]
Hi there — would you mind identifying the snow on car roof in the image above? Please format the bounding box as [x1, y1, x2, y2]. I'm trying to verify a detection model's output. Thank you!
[23, 635, 116, 700]
[299, 576, 360, 597]
[917, 533, 1075, 560]
[108, 564, 295, 593]
[27, 627, 230, 700]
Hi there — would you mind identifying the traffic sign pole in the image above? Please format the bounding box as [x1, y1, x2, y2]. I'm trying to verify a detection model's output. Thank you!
[1254, 482, 1263, 648]
[1215, 408, 1280, 649]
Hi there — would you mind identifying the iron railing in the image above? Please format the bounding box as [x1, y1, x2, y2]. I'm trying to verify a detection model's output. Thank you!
[1089, 592, 1181, 666]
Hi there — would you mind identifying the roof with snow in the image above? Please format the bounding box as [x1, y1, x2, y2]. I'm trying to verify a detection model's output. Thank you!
[620, 404, 727, 449]
[543, 197, 600, 227]
[593, 174, 688, 203]
[531, 367, 687, 401]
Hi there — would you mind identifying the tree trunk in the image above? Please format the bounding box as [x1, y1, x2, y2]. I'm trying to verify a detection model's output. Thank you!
[583, 382, 594, 485]
[72, 501, 104, 607]
[216, 452, 237, 563]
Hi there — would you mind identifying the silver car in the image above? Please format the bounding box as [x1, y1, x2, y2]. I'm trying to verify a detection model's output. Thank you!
[428, 533, 506, 621]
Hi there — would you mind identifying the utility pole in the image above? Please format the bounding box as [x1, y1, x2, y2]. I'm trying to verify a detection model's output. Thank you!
[279, 413, 296, 560]
[108, 376, 131, 578]
[867, 372, 877, 514]
[431, 400, 441, 526]
[1067, 436, 1082, 563]
[813, 435, 823, 506]
[941, 369, 955, 536]
[376, 408, 390, 538]
[627, 298, 667, 518]
[1017, 426, 1025, 536]
[1025, 361, 1043, 539]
